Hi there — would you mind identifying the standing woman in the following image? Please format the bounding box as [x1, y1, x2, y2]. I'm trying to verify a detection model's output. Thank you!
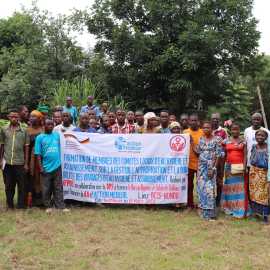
[249, 130, 269, 223]
[221, 124, 249, 218]
[194, 121, 222, 220]
[26, 110, 44, 206]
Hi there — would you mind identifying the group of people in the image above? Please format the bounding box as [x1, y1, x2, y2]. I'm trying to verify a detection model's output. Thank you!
[0, 96, 269, 223]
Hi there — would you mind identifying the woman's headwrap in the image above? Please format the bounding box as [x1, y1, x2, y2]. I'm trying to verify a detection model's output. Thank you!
[37, 105, 49, 114]
[144, 112, 156, 128]
[169, 121, 181, 130]
[30, 110, 43, 119]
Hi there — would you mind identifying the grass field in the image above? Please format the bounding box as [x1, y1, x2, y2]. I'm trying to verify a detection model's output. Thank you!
[0, 178, 270, 270]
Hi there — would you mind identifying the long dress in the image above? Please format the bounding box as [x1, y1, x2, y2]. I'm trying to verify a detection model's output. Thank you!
[197, 136, 222, 219]
[221, 139, 249, 218]
[249, 144, 269, 220]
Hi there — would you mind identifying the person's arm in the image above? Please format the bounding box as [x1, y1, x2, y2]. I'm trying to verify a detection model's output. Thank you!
[36, 155, 43, 173]
[0, 128, 5, 168]
[24, 132, 30, 171]
[243, 143, 247, 173]
[34, 135, 43, 173]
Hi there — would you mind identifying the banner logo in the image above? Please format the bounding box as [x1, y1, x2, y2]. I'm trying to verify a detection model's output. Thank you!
[169, 135, 186, 152]
[114, 136, 142, 152]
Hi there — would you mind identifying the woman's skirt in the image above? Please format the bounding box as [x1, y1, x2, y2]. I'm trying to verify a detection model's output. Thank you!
[249, 165, 270, 217]
[221, 164, 249, 218]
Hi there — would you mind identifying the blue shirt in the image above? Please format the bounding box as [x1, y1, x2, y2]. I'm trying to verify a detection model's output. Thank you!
[159, 127, 171, 134]
[34, 132, 61, 173]
[63, 105, 78, 124]
[73, 127, 97, 133]
[80, 104, 101, 117]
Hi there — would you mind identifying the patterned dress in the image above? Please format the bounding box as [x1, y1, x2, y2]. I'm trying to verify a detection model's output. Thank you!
[249, 144, 269, 220]
[197, 136, 222, 219]
[221, 139, 249, 218]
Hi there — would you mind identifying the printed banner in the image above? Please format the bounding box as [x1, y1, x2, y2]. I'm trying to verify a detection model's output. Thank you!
[61, 133, 190, 204]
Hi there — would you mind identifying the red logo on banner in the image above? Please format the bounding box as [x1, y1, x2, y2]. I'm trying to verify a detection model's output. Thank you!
[169, 135, 186, 152]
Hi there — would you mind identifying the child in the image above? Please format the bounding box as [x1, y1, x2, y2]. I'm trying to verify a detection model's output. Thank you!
[249, 129, 269, 223]
[35, 119, 69, 213]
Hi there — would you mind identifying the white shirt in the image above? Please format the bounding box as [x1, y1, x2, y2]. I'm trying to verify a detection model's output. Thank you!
[244, 126, 269, 167]
[53, 124, 75, 133]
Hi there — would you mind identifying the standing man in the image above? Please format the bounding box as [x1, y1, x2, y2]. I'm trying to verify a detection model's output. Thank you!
[127, 111, 135, 126]
[35, 119, 68, 213]
[108, 111, 116, 127]
[211, 112, 228, 207]
[180, 114, 189, 130]
[54, 112, 75, 133]
[245, 112, 269, 168]
[159, 110, 171, 133]
[18, 105, 29, 127]
[134, 110, 145, 133]
[111, 110, 134, 134]
[63, 97, 78, 125]
[0, 108, 30, 209]
[80, 96, 101, 118]
[184, 114, 204, 208]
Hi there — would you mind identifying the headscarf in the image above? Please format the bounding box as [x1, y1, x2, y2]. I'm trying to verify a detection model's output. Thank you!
[37, 104, 49, 114]
[144, 112, 156, 128]
[169, 121, 181, 130]
[30, 110, 43, 119]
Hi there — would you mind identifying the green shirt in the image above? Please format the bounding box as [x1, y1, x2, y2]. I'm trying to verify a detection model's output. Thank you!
[0, 124, 30, 165]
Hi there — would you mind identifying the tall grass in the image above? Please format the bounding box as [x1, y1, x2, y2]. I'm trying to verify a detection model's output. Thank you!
[50, 77, 104, 109]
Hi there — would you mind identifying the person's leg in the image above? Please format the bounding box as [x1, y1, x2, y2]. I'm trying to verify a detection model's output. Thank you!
[187, 169, 195, 208]
[216, 160, 225, 207]
[3, 165, 16, 209]
[52, 167, 65, 209]
[41, 172, 53, 208]
[14, 165, 26, 209]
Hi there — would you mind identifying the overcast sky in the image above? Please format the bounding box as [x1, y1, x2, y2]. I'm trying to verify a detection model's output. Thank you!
[0, 0, 269, 54]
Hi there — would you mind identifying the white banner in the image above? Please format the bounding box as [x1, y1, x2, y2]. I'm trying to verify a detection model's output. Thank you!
[60, 133, 189, 204]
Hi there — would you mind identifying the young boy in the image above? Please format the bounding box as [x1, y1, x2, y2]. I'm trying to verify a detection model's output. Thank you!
[35, 119, 69, 213]
[0, 108, 30, 209]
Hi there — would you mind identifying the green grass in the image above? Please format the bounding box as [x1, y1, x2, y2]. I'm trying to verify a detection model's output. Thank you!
[0, 176, 270, 270]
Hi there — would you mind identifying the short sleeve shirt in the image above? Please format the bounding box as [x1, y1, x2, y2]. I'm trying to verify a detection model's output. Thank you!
[0, 124, 30, 165]
[34, 132, 61, 173]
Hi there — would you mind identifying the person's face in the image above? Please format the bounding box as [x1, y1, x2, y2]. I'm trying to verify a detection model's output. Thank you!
[189, 116, 199, 130]
[88, 110, 96, 119]
[89, 119, 97, 129]
[135, 112, 144, 125]
[20, 107, 29, 121]
[231, 126, 240, 138]
[169, 115, 176, 123]
[180, 116, 188, 128]
[127, 111, 135, 122]
[87, 96, 94, 105]
[66, 98, 72, 107]
[102, 116, 109, 127]
[171, 126, 181, 134]
[202, 123, 212, 136]
[44, 120, 54, 133]
[117, 112, 126, 123]
[80, 115, 89, 126]
[101, 103, 108, 112]
[211, 114, 220, 128]
[62, 113, 71, 125]
[29, 115, 39, 126]
[53, 112, 62, 125]
[8, 112, 20, 125]
[252, 115, 262, 128]
[160, 112, 169, 126]
[116, 110, 122, 118]
[108, 112, 116, 125]
[154, 118, 160, 127]
[148, 118, 156, 128]
[255, 131, 267, 144]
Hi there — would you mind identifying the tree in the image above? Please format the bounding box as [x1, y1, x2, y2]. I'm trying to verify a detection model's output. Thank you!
[84, 0, 259, 112]
[0, 8, 86, 111]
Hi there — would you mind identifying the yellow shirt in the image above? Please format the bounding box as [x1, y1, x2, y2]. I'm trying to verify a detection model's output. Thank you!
[184, 128, 204, 170]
